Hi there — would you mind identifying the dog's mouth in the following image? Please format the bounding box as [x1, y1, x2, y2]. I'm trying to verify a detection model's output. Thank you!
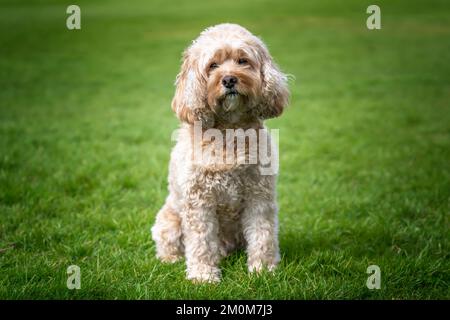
[220, 89, 243, 112]
[224, 88, 239, 97]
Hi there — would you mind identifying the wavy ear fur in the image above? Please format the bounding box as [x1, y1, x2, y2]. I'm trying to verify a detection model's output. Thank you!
[171, 50, 212, 125]
[255, 43, 290, 120]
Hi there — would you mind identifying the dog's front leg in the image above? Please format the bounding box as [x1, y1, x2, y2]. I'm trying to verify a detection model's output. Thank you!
[182, 204, 221, 283]
[241, 200, 280, 273]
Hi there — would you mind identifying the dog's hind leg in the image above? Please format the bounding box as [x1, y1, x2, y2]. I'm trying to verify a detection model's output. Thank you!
[151, 202, 183, 263]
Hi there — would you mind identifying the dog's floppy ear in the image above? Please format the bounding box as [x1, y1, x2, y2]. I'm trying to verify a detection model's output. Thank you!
[171, 49, 209, 124]
[257, 46, 290, 119]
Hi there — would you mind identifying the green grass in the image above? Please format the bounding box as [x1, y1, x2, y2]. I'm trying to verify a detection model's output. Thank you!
[0, 0, 449, 299]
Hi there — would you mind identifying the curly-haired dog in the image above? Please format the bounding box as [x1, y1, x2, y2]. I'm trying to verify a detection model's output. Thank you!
[151, 23, 289, 283]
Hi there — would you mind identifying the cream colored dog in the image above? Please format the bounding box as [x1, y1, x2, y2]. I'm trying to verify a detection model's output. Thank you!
[151, 23, 289, 283]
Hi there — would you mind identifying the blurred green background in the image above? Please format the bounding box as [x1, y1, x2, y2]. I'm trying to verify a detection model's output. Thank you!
[0, 0, 449, 299]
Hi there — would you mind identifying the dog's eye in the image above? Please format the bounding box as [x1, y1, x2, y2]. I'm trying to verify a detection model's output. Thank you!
[238, 58, 248, 65]
[209, 62, 219, 70]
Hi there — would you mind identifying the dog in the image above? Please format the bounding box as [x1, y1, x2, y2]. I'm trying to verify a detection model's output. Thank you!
[151, 23, 289, 283]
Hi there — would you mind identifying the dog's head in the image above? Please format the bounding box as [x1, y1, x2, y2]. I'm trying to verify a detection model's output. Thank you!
[171, 23, 289, 124]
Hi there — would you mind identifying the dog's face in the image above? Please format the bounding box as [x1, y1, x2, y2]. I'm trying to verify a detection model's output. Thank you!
[205, 45, 262, 115]
[171, 24, 289, 125]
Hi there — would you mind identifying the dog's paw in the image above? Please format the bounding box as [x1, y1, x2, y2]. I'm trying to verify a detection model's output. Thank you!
[157, 253, 183, 264]
[248, 261, 277, 274]
[187, 264, 221, 283]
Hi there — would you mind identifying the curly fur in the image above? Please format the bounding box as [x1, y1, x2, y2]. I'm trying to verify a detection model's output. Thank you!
[151, 23, 289, 283]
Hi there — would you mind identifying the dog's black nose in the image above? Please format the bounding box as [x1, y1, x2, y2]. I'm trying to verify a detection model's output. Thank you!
[222, 75, 237, 88]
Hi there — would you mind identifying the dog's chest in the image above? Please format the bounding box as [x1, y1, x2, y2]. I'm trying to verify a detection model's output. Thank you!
[207, 167, 260, 212]
[212, 171, 244, 209]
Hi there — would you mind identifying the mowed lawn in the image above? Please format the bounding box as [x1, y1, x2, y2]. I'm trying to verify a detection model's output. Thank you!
[0, 0, 449, 299]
